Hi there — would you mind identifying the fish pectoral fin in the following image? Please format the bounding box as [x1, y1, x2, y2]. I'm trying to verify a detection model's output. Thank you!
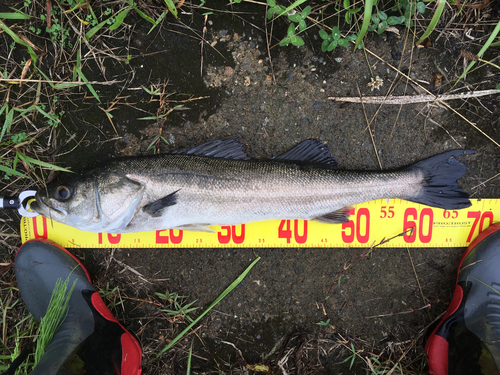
[143, 189, 180, 217]
[313, 207, 352, 223]
[174, 224, 216, 233]
[276, 139, 338, 169]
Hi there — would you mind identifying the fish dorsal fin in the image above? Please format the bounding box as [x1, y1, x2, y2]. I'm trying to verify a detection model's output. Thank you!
[173, 137, 250, 160]
[276, 139, 338, 169]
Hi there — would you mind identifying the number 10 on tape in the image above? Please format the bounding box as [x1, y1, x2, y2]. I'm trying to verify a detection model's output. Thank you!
[21, 199, 499, 248]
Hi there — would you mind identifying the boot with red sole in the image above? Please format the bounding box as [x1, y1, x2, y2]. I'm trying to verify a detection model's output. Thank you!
[426, 222, 500, 375]
[14, 239, 142, 375]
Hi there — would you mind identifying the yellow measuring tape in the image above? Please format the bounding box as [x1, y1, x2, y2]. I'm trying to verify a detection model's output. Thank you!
[20, 199, 498, 248]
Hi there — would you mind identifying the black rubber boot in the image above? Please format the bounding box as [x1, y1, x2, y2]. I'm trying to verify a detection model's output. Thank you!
[425, 222, 500, 375]
[14, 240, 142, 375]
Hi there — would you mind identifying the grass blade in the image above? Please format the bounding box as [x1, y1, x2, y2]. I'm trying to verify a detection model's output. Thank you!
[417, 0, 446, 44]
[186, 343, 193, 375]
[34, 277, 76, 366]
[33, 106, 61, 126]
[0, 9, 30, 19]
[54, 82, 81, 89]
[164, 0, 178, 18]
[109, 7, 131, 31]
[354, 0, 375, 50]
[155, 257, 260, 358]
[455, 19, 500, 86]
[16, 152, 73, 172]
[1, 106, 13, 142]
[0, 163, 26, 177]
[85, 19, 108, 40]
[75, 68, 101, 102]
[275, 0, 307, 19]
[0, 20, 38, 63]
[135, 8, 155, 25]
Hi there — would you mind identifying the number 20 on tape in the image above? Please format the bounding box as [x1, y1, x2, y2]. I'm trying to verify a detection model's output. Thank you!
[21, 199, 499, 248]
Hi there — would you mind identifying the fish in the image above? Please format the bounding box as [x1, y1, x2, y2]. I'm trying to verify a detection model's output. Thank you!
[32, 138, 475, 233]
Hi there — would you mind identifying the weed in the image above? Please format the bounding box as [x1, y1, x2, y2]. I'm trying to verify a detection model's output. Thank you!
[99, 283, 126, 311]
[342, 343, 357, 370]
[156, 257, 260, 358]
[34, 277, 76, 365]
[155, 291, 199, 323]
[319, 26, 354, 52]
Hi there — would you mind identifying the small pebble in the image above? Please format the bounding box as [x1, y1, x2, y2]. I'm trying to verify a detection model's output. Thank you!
[313, 101, 322, 109]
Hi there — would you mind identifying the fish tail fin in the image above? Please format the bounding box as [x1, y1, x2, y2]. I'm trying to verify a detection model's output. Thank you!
[406, 150, 475, 209]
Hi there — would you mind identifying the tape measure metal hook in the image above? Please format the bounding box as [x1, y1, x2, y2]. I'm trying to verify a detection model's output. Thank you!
[0, 190, 39, 217]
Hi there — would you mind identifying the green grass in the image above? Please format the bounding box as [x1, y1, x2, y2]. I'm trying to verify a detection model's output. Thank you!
[155, 257, 260, 358]
[0, 276, 76, 374]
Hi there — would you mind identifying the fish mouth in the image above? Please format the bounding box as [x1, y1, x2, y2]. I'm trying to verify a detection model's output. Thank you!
[32, 193, 67, 217]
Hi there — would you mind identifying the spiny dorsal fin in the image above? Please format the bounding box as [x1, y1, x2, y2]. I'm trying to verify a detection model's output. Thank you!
[173, 137, 250, 160]
[276, 139, 338, 169]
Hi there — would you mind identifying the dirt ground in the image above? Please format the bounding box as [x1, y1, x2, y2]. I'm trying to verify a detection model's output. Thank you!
[1, 2, 500, 374]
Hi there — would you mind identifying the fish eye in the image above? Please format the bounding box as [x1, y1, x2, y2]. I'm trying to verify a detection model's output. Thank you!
[55, 185, 72, 201]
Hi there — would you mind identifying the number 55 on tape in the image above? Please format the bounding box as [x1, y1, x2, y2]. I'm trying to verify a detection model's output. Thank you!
[20, 199, 499, 248]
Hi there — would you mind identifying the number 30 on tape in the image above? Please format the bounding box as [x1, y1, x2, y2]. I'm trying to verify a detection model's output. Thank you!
[21, 199, 498, 248]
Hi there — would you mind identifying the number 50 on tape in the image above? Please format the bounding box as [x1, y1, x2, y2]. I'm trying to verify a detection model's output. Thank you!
[21, 199, 499, 248]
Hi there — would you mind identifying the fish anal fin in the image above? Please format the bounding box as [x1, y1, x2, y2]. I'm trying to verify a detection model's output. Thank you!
[313, 207, 352, 223]
[174, 224, 216, 233]
[143, 189, 180, 217]
[276, 139, 338, 169]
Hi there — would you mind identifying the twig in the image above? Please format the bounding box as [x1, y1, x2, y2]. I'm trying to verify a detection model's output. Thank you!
[362, 46, 500, 148]
[357, 87, 382, 169]
[365, 303, 431, 318]
[0, 78, 122, 85]
[113, 258, 151, 284]
[407, 247, 427, 305]
[201, 14, 208, 77]
[472, 172, 500, 189]
[329, 89, 500, 105]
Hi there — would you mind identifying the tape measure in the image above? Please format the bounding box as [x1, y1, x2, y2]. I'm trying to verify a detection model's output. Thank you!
[20, 199, 498, 248]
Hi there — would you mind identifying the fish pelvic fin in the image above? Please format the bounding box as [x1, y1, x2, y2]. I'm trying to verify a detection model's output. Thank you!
[313, 207, 352, 223]
[143, 189, 180, 217]
[407, 149, 475, 209]
[174, 224, 216, 233]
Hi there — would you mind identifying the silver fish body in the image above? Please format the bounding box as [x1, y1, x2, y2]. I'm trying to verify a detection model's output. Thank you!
[32, 139, 474, 233]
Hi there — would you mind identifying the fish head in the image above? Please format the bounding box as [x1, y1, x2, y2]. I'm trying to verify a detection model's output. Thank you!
[33, 174, 98, 229]
[33, 171, 144, 233]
